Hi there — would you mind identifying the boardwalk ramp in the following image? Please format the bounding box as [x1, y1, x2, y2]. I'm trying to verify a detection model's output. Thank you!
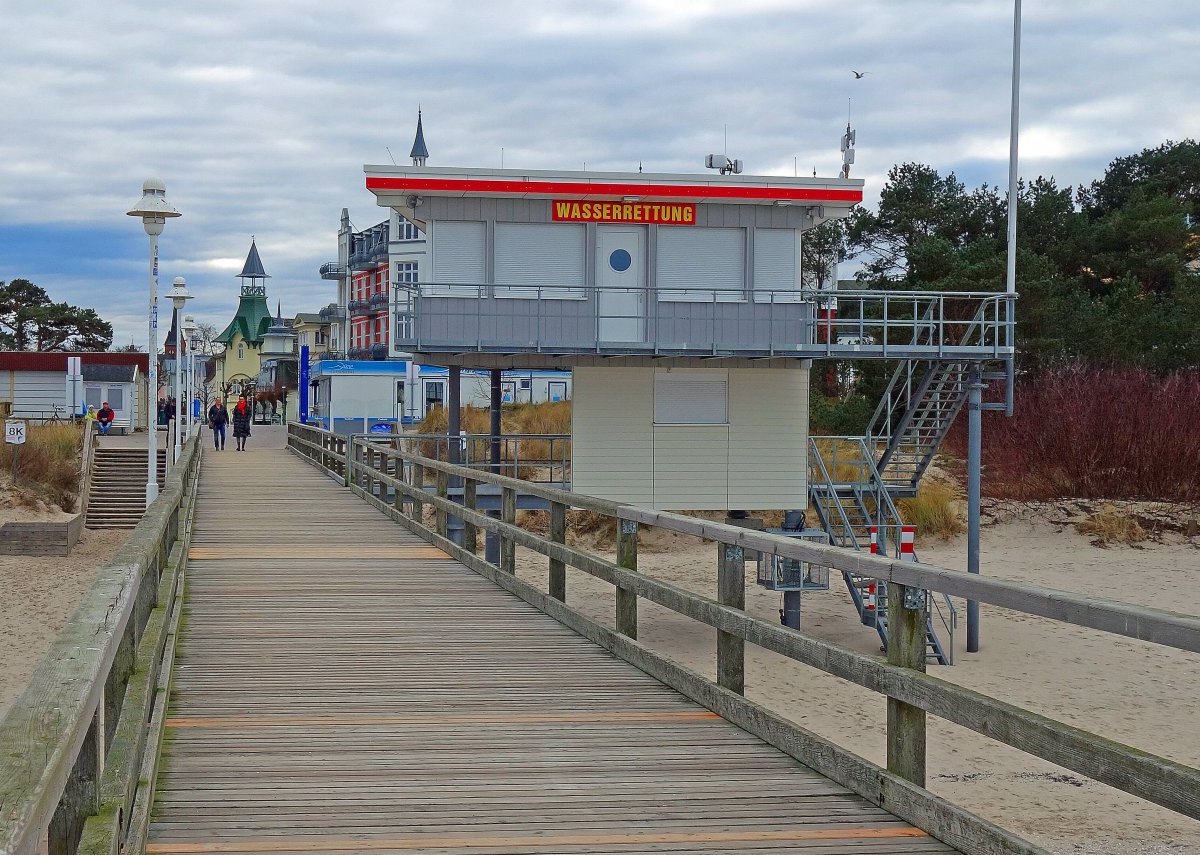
[148, 439, 951, 854]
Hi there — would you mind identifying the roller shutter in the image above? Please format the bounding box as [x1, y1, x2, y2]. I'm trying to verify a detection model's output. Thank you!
[657, 227, 744, 302]
[753, 228, 801, 302]
[495, 223, 586, 298]
[431, 221, 485, 295]
[653, 370, 728, 424]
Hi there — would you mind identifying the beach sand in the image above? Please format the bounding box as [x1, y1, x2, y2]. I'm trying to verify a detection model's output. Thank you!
[515, 516, 1200, 855]
[0, 527, 129, 719]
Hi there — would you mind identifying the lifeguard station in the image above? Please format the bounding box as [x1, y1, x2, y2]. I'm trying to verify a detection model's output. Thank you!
[364, 134, 1015, 663]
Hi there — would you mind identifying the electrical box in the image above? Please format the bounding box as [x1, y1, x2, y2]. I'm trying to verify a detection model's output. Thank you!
[756, 528, 831, 592]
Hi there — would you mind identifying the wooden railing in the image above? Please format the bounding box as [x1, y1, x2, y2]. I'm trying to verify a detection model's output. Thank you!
[75, 420, 96, 522]
[285, 422, 1200, 855]
[0, 435, 202, 855]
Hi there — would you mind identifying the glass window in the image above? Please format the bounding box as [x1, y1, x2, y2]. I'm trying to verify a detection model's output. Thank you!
[107, 386, 125, 411]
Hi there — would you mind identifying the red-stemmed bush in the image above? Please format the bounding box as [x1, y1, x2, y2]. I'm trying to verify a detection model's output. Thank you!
[944, 365, 1200, 501]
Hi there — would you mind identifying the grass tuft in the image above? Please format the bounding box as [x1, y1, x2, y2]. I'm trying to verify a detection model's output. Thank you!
[1076, 505, 1148, 545]
[897, 482, 964, 540]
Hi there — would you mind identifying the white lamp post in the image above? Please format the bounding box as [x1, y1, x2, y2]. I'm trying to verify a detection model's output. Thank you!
[127, 178, 181, 506]
[182, 315, 197, 440]
[168, 277, 193, 463]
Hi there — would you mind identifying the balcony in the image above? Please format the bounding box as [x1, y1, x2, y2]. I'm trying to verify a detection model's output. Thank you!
[319, 262, 344, 280]
[368, 292, 390, 312]
[319, 303, 346, 322]
[347, 299, 371, 317]
[347, 347, 371, 360]
[392, 283, 1016, 365]
[370, 241, 389, 261]
[370, 343, 389, 361]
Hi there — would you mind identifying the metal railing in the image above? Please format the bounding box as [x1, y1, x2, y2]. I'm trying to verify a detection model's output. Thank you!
[0, 434, 202, 855]
[393, 282, 1016, 359]
[283, 425, 1200, 855]
[382, 432, 571, 484]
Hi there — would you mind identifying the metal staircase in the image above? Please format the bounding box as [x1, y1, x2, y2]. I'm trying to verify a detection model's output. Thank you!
[808, 437, 954, 665]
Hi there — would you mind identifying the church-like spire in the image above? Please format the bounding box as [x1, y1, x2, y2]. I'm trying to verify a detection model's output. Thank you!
[410, 108, 429, 166]
[238, 238, 270, 297]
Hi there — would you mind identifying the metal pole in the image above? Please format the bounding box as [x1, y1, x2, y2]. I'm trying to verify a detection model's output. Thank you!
[486, 368, 502, 564]
[1005, 0, 1022, 297]
[146, 232, 159, 506]
[782, 590, 801, 630]
[173, 306, 182, 463]
[966, 365, 984, 653]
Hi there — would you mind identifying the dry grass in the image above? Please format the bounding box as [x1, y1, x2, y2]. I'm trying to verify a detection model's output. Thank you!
[413, 401, 572, 477]
[897, 482, 965, 540]
[1076, 505, 1149, 545]
[0, 423, 84, 511]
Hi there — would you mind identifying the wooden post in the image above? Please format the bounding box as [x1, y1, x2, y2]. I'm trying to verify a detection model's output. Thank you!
[616, 519, 638, 639]
[435, 468, 449, 538]
[500, 486, 516, 573]
[548, 501, 567, 601]
[462, 478, 478, 554]
[47, 707, 100, 855]
[887, 581, 928, 786]
[411, 462, 425, 522]
[393, 453, 405, 516]
[717, 543, 745, 695]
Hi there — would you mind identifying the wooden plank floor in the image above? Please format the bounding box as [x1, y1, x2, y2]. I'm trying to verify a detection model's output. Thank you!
[148, 438, 955, 854]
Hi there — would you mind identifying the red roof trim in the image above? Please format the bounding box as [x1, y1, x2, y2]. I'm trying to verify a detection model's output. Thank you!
[366, 176, 863, 205]
[0, 352, 149, 372]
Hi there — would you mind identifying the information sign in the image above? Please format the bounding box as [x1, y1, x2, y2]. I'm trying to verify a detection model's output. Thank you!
[4, 420, 25, 445]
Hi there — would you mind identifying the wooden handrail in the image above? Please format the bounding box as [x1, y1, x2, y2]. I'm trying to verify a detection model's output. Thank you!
[282, 426, 1200, 850]
[0, 435, 202, 855]
[75, 420, 96, 521]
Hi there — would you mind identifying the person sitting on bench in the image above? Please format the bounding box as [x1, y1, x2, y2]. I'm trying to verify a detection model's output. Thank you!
[96, 401, 116, 436]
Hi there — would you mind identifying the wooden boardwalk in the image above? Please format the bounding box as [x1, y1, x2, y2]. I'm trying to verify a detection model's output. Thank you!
[148, 437, 954, 854]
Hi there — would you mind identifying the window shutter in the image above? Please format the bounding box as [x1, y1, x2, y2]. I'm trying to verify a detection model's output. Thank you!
[654, 370, 728, 424]
[432, 221, 485, 294]
[753, 229, 799, 299]
[657, 227, 744, 302]
[495, 223, 585, 298]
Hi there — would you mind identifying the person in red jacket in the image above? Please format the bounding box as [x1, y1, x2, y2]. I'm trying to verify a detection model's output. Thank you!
[231, 395, 252, 451]
[96, 402, 116, 436]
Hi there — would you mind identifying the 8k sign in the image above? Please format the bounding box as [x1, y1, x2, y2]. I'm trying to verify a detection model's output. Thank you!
[4, 420, 25, 445]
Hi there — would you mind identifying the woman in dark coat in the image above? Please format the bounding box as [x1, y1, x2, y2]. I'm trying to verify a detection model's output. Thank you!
[231, 394, 253, 451]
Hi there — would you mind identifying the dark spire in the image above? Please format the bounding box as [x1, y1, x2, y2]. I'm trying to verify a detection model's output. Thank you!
[238, 238, 271, 279]
[410, 108, 429, 165]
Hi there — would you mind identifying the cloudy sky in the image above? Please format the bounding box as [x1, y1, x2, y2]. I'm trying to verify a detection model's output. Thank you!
[0, 0, 1194, 347]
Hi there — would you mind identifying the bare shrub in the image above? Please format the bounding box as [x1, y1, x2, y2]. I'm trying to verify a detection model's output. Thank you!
[945, 366, 1200, 502]
[0, 423, 83, 511]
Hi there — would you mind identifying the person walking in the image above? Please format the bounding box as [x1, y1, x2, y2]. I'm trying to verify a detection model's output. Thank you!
[208, 398, 229, 451]
[231, 394, 252, 451]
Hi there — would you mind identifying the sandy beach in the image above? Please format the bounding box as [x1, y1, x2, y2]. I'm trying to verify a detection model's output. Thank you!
[515, 513, 1200, 855]
[0, 527, 129, 719]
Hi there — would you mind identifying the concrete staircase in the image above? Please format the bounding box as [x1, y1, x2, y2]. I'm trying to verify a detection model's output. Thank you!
[85, 447, 167, 529]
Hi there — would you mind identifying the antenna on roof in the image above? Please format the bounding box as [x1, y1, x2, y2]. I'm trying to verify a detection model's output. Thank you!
[385, 146, 397, 165]
[501, 147, 504, 168]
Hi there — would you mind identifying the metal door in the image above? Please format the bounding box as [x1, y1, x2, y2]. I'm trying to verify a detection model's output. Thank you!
[596, 226, 646, 342]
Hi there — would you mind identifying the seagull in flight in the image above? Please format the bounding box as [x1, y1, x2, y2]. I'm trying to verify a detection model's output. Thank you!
[851, 70, 868, 79]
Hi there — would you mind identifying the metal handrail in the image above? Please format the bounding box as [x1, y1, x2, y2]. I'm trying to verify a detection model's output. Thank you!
[371, 432, 572, 484]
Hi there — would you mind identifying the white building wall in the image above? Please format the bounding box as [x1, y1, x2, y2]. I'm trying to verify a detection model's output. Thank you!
[571, 368, 654, 506]
[5, 370, 64, 419]
[572, 366, 808, 510]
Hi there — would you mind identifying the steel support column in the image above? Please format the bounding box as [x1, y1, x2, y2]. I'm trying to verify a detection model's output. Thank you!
[447, 366, 463, 546]
[966, 364, 983, 653]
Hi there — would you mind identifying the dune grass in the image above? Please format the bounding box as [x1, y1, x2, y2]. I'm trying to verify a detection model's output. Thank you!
[897, 482, 964, 540]
[0, 423, 84, 511]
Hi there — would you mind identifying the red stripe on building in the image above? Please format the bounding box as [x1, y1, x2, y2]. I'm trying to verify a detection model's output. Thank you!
[0, 352, 149, 372]
[366, 176, 863, 205]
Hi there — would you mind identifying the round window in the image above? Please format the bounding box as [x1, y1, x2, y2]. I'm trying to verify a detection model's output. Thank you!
[609, 249, 632, 272]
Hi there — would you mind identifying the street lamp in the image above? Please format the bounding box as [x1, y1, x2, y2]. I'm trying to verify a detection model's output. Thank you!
[168, 277, 193, 463]
[127, 178, 181, 506]
[181, 314, 197, 441]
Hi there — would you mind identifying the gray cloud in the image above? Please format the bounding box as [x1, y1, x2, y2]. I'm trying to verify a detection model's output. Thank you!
[0, 0, 1194, 345]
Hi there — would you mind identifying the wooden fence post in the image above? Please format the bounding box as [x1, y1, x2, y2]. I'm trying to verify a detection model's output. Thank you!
[717, 543, 745, 695]
[393, 454, 406, 516]
[500, 486, 516, 573]
[411, 462, 425, 523]
[616, 519, 638, 639]
[462, 478, 478, 554]
[886, 581, 928, 787]
[548, 501, 567, 601]
[435, 468, 449, 539]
